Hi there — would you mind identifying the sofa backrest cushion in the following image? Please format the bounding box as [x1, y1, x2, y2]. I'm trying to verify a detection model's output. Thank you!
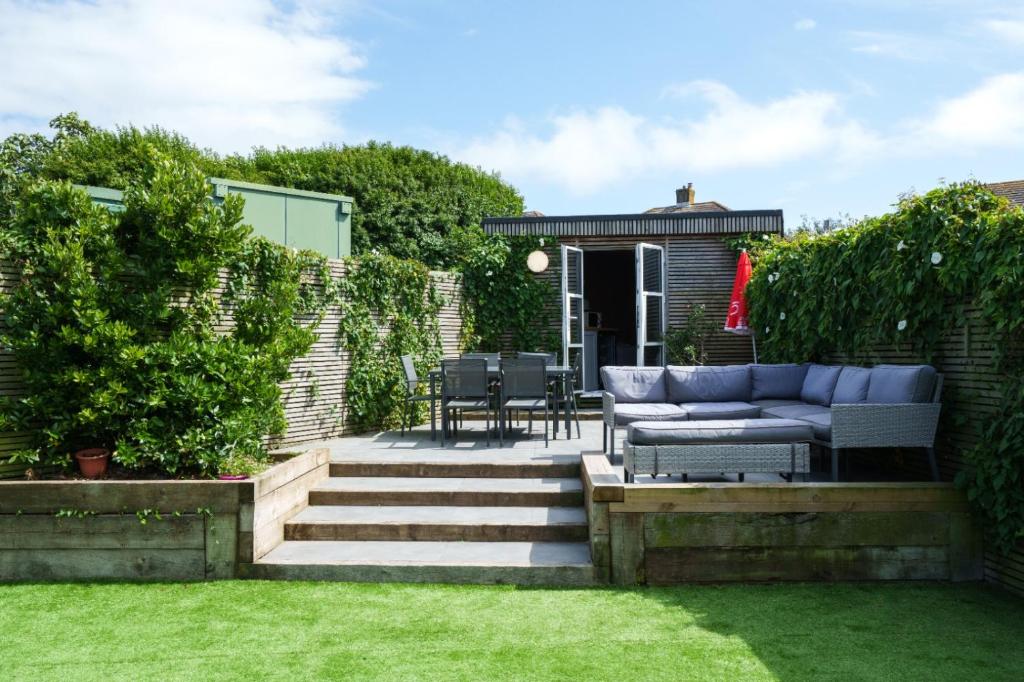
[666, 365, 751, 403]
[600, 366, 667, 403]
[749, 364, 809, 401]
[866, 364, 938, 404]
[832, 366, 871, 404]
[800, 364, 843, 406]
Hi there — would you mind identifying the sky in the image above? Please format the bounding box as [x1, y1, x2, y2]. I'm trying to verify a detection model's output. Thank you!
[1, 0, 1023, 224]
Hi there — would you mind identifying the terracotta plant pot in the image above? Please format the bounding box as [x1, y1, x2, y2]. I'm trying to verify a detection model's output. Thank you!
[74, 448, 110, 479]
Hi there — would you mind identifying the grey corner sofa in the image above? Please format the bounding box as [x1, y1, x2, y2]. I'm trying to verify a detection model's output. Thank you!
[601, 363, 943, 481]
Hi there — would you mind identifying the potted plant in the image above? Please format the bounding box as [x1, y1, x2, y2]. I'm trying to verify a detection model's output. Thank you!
[74, 448, 111, 479]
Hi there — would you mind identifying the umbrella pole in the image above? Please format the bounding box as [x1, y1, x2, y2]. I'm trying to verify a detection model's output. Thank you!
[751, 333, 759, 363]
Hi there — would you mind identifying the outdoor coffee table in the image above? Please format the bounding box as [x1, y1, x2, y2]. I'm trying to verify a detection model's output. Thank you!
[622, 418, 813, 483]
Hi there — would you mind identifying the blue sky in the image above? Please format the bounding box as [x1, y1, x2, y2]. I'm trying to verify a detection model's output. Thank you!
[2, 1, 1023, 224]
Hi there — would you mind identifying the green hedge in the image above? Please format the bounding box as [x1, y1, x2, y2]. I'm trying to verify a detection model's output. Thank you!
[742, 182, 1024, 552]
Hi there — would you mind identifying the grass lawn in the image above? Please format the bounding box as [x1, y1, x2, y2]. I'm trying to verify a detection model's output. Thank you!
[1, 581, 1021, 681]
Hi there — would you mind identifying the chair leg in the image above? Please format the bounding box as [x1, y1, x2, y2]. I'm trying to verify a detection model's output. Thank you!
[528, 411, 533, 434]
[926, 447, 940, 482]
[573, 396, 581, 439]
[610, 427, 616, 458]
[738, 472, 745, 482]
[544, 404, 549, 448]
[485, 408, 491, 448]
[603, 424, 607, 452]
[831, 448, 840, 482]
[400, 400, 406, 436]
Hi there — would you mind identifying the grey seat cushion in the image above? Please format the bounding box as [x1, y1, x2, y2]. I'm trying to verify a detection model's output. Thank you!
[627, 418, 814, 445]
[750, 364, 809, 400]
[833, 366, 871, 404]
[761, 404, 832, 441]
[679, 401, 761, 420]
[867, 365, 937, 403]
[614, 402, 688, 426]
[800, 364, 842, 406]
[503, 398, 547, 409]
[666, 365, 751, 403]
[601, 366, 667, 403]
[751, 399, 806, 409]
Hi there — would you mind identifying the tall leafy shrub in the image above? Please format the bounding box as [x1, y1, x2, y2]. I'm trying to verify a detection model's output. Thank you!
[743, 182, 1024, 551]
[0, 147, 330, 476]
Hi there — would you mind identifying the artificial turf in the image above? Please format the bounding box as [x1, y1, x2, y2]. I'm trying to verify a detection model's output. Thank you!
[1, 581, 1021, 681]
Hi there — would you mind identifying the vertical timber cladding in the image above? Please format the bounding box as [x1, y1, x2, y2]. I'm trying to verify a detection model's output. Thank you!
[536, 235, 756, 364]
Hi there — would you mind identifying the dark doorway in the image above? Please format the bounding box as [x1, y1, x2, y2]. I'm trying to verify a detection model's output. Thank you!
[582, 250, 636, 390]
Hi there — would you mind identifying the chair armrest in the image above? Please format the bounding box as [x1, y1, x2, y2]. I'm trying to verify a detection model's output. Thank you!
[602, 391, 616, 428]
[831, 403, 941, 449]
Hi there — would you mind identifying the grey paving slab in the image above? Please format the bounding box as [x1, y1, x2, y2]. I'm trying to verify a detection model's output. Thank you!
[288, 505, 587, 526]
[312, 476, 582, 493]
[258, 540, 593, 567]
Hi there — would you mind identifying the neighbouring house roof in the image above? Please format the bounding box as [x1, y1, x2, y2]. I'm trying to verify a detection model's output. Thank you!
[987, 180, 1024, 207]
[644, 200, 731, 214]
[482, 210, 783, 237]
[521, 210, 546, 217]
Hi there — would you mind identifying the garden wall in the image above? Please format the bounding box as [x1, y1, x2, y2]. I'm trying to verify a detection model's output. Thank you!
[820, 303, 1024, 597]
[0, 258, 465, 476]
[0, 447, 328, 582]
[583, 454, 983, 585]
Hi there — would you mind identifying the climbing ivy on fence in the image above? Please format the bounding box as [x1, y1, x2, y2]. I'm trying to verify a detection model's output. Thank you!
[454, 227, 557, 353]
[336, 253, 444, 432]
[738, 182, 1024, 553]
[0, 146, 332, 477]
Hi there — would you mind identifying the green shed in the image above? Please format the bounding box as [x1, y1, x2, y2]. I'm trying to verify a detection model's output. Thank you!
[81, 179, 353, 259]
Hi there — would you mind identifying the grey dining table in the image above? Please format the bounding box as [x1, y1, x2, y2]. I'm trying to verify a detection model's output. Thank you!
[427, 364, 575, 441]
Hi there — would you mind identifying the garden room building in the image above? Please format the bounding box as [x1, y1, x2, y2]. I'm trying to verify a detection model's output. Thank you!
[483, 185, 784, 391]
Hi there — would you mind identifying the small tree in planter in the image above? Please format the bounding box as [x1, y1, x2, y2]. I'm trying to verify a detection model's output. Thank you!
[0, 145, 332, 477]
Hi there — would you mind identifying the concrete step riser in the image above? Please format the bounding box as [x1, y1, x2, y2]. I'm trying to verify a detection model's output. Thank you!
[308, 490, 584, 507]
[329, 462, 581, 479]
[240, 562, 596, 586]
[285, 522, 588, 542]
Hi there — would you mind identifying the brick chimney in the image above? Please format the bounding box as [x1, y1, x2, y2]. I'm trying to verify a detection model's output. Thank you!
[675, 182, 695, 206]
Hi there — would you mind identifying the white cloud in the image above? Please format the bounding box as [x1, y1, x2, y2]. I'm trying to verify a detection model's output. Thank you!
[794, 18, 817, 31]
[983, 18, 1024, 44]
[913, 72, 1024, 147]
[847, 30, 938, 60]
[0, 0, 370, 152]
[454, 82, 878, 195]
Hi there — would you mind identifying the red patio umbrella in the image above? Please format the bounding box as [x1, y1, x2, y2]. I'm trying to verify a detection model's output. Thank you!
[724, 250, 757, 361]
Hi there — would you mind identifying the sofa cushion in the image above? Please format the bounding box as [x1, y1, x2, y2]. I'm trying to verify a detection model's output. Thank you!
[866, 365, 937, 404]
[627, 418, 813, 445]
[832, 366, 870, 404]
[601, 366, 667, 403]
[761, 404, 832, 441]
[751, 399, 806, 409]
[666, 365, 751, 403]
[679, 401, 761, 420]
[614, 402, 688, 426]
[800, 364, 843, 406]
[749, 364, 809, 400]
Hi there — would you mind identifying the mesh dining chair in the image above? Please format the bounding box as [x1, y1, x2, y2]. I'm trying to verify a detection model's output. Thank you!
[499, 356, 550, 447]
[460, 353, 501, 426]
[399, 355, 437, 438]
[514, 352, 556, 425]
[440, 358, 494, 447]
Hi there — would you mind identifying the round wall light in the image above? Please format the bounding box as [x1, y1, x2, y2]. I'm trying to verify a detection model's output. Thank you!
[526, 250, 549, 273]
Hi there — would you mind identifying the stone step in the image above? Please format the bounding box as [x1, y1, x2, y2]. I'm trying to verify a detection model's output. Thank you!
[329, 452, 581, 479]
[244, 540, 595, 586]
[284, 505, 588, 542]
[308, 476, 584, 507]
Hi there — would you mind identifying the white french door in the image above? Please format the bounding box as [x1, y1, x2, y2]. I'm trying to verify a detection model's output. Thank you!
[561, 245, 584, 371]
[635, 242, 667, 366]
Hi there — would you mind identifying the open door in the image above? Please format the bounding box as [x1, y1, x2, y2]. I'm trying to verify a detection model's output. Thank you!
[636, 243, 666, 366]
[561, 245, 584, 371]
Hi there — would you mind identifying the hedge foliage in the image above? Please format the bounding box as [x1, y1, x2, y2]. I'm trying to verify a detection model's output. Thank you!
[0, 143, 332, 476]
[741, 182, 1024, 552]
[6, 114, 524, 270]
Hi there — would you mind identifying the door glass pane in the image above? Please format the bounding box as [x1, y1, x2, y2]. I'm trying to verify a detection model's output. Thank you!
[642, 248, 662, 293]
[644, 345, 664, 366]
[569, 297, 583, 345]
[645, 296, 663, 342]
